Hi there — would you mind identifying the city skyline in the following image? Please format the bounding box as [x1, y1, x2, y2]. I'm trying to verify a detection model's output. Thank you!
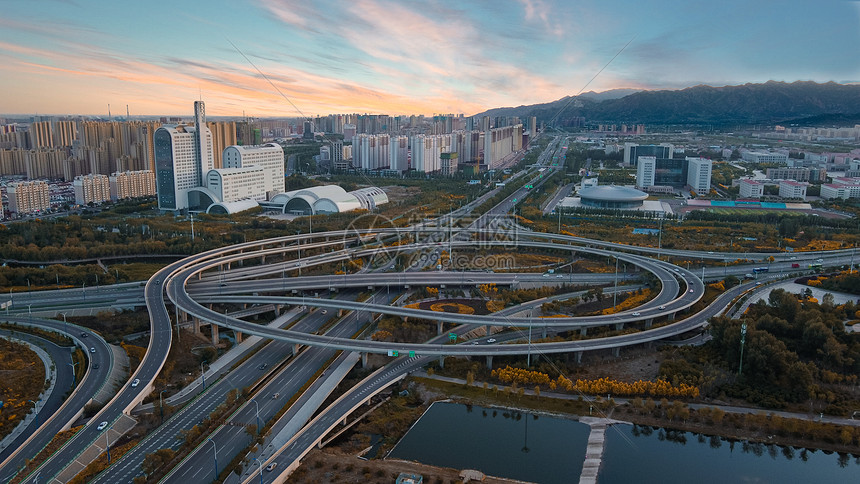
[1, 0, 858, 117]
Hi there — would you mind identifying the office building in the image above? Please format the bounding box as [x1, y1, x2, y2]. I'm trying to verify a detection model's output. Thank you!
[778, 180, 808, 199]
[73, 174, 110, 205]
[739, 179, 765, 199]
[222, 143, 285, 197]
[636, 156, 656, 188]
[109, 170, 156, 201]
[624, 143, 673, 166]
[154, 101, 214, 211]
[686, 157, 713, 194]
[765, 167, 826, 183]
[742, 151, 788, 164]
[7, 180, 50, 214]
[206, 166, 267, 203]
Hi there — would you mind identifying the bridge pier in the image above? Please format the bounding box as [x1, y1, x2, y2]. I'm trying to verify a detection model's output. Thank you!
[261, 254, 266, 264]
[437, 321, 443, 336]
[235, 331, 243, 344]
[193, 317, 201, 335]
[542, 325, 547, 339]
[486, 355, 493, 369]
[485, 324, 492, 337]
[615, 323, 624, 331]
[438, 356, 445, 369]
[575, 351, 582, 364]
[612, 347, 620, 358]
[211, 324, 220, 345]
[337, 309, 344, 317]
[292, 344, 300, 356]
[361, 352, 368, 368]
[580, 327, 588, 337]
[644, 318, 653, 328]
[668, 312, 676, 321]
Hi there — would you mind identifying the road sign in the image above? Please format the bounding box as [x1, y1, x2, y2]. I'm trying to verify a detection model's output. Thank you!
[448, 333, 457, 342]
[409, 351, 416, 357]
[387, 350, 399, 357]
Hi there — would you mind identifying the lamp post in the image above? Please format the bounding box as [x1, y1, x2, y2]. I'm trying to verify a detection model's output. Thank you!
[201, 360, 207, 390]
[28, 399, 38, 427]
[61, 312, 68, 336]
[160, 390, 167, 424]
[68, 361, 79, 389]
[105, 426, 112, 462]
[208, 438, 218, 477]
[253, 458, 264, 484]
[251, 399, 261, 434]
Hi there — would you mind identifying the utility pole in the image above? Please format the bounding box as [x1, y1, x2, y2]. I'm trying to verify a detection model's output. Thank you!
[738, 322, 747, 376]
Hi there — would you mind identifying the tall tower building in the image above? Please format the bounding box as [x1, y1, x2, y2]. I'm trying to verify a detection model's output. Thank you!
[154, 101, 214, 211]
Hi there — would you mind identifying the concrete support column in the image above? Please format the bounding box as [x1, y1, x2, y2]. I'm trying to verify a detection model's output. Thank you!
[361, 352, 368, 368]
[542, 325, 547, 339]
[211, 324, 220, 345]
[575, 351, 583, 364]
[292, 344, 300, 356]
[485, 325, 492, 337]
[438, 356, 445, 369]
[580, 327, 588, 337]
[197, 272, 202, 280]
[193, 317, 201, 335]
[261, 255, 266, 264]
[668, 312, 676, 321]
[612, 347, 620, 357]
[235, 331, 243, 344]
[615, 323, 624, 331]
[338, 309, 344, 317]
[437, 321, 443, 336]
[486, 355, 493, 369]
[645, 318, 653, 328]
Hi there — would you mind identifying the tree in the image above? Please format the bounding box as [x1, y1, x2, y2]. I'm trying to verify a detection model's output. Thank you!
[534, 385, 541, 399]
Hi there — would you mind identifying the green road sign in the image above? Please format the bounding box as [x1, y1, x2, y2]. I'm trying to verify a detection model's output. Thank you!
[448, 333, 457, 341]
[409, 351, 416, 357]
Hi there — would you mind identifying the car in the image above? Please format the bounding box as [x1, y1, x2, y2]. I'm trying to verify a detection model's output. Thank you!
[266, 462, 278, 471]
[321, 309, 327, 314]
[93, 363, 100, 370]
[471, 342, 479, 345]
[816, 258, 824, 263]
[632, 312, 640, 317]
[790, 256, 797, 260]
[542, 274, 549, 278]
[272, 393, 280, 399]
[259, 363, 267, 370]
[708, 251, 714, 254]
[90, 347, 96, 353]
[755, 282, 762, 286]
[81, 332, 88, 338]
[689, 289, 694, 293]
[220, 282, 227, 287]
[556, 274, 564, 278]
[673, 268, 680, 273]
[487, 338, 496, 343]
[658, 305, 666, 310]
[131, 379, 140, 388]
[97, 421, 108, 430]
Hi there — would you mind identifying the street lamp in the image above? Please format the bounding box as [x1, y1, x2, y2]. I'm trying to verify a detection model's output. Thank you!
[251, 399, 261, 434]
[208, 438, 218, 477]
[105, 425, 112, 462]
[61, 313, 68, 336]
[253, 458, 264, 484]
[28, 399, 38, 427]
[200, 360, 207, 390]
[68, 361, 79, 389]
[160, 390, 168, 424]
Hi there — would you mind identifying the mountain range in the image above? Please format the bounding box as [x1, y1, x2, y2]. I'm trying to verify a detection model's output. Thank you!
[476, 81, 860, 126]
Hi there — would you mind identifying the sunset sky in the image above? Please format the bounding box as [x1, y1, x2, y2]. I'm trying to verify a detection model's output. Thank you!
[1, 0, 859, 117]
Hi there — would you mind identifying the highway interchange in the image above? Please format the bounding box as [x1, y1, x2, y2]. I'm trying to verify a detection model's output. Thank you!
[1, 135, 857, 483]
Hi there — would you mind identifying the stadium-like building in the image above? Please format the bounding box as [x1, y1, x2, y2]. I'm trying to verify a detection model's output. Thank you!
[578, 185, 648, 209]
[269, 185, 389, 215]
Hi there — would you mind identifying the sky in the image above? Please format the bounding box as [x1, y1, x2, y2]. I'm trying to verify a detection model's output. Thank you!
[1, 0, 859, 117]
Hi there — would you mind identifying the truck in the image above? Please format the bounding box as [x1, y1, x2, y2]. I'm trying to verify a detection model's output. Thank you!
[791, 263, 800, 268]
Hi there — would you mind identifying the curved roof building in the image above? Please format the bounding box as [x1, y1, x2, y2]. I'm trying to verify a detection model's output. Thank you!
[578, 185, 648, 209]
[270, 185, 390, 215]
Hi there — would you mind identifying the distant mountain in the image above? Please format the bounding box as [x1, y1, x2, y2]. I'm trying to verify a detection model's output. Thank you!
[576, 88, 642, 102]
[477, 81, 860, 126]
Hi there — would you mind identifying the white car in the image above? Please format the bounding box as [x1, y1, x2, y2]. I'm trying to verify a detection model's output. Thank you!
[556, 274, 564, 278]
[632, 312, 640, 317]
[266, 462, 278, 471]
[97, 421, 108, 430]
[658, 305, 666, 310]
[90, 347, 96, 353]
[487, 338, 496, 343]
[131, 379, 140, 388]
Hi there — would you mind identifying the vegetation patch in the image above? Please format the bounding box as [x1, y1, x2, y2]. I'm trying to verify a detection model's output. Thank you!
[0, 339, 46, 439]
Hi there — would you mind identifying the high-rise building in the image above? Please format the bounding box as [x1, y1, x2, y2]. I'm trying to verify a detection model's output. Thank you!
[73, 174, 111, 205]
[222, 143, 285, 197]
[110, 170, 156, 201]
[331, 140, 346, 171]
[154, 101, 214, 211]
[686, 157, 713, 194]
[440, 152, 458, 176]
[483, 124, 522, 169]
[636, 156, 656, 188]
[624, 143, 673, 166]
[7, 180, 50, 214]
[389, 136, 409, 172]
[206, 166, 267, 202]
[207, 121, 237, 169]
